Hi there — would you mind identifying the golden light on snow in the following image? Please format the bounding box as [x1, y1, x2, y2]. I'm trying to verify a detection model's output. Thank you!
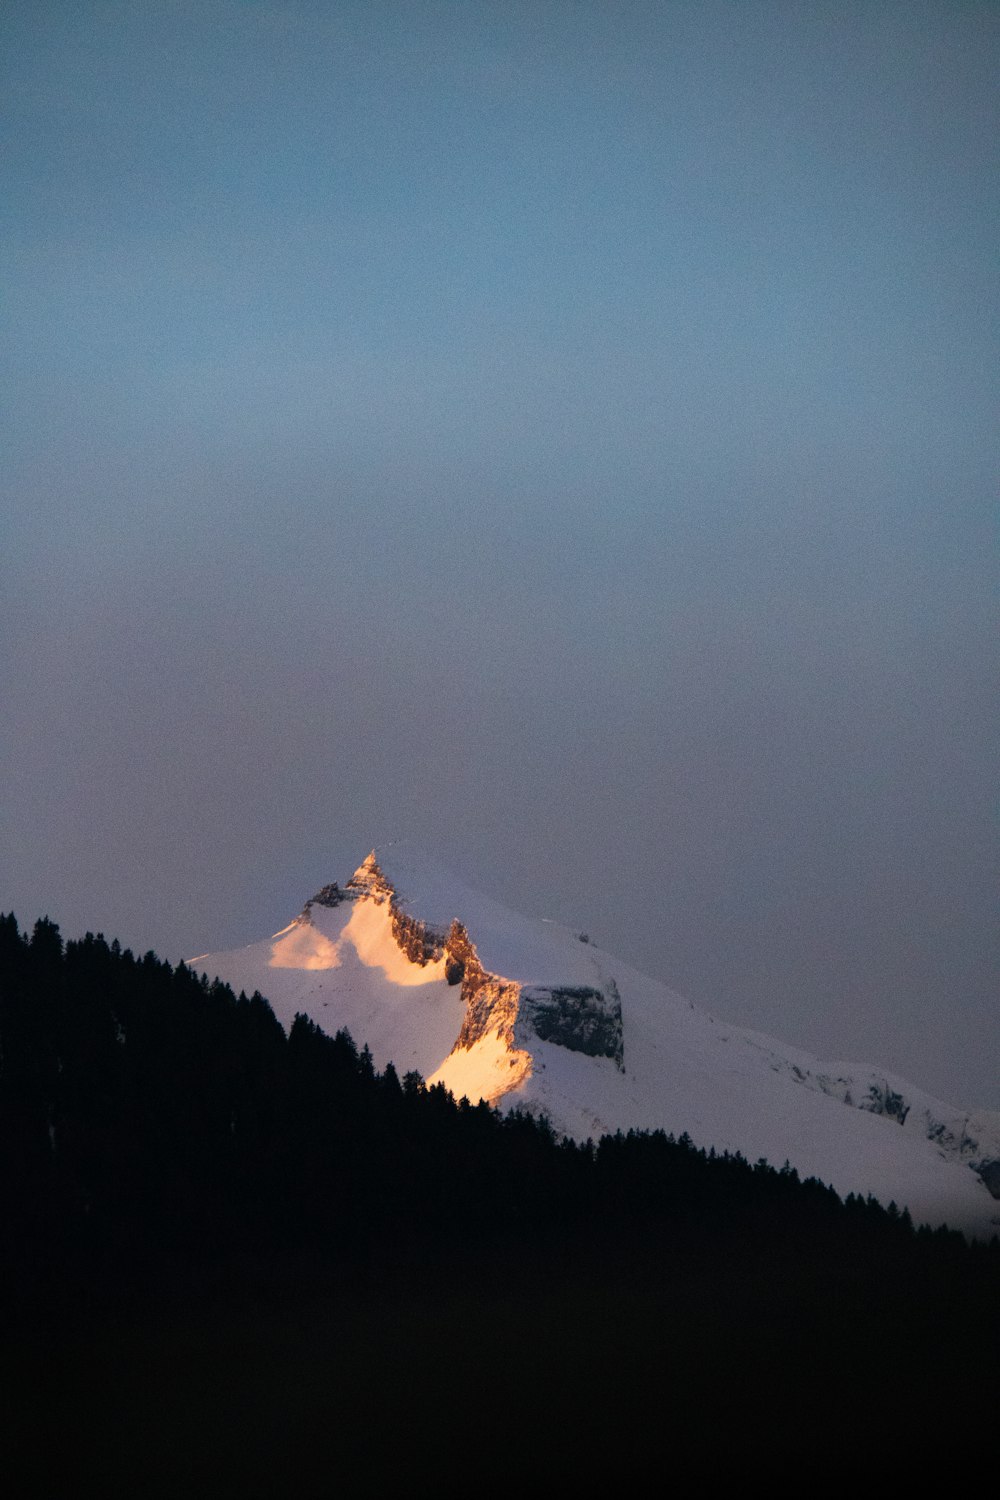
[267, 893, 450, 985]
[269, 924, 342, 971]
[341, 899, 449, 987]
[427, 1030, 532, 1106]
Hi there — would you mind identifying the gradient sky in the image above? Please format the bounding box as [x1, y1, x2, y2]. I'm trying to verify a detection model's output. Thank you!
[3, 1, 997, 1109]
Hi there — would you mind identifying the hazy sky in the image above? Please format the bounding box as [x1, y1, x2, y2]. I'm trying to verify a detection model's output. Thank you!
[3, 1, 997, 1109]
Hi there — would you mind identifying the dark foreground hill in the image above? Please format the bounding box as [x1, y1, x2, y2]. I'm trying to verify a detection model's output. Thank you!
[1, 915, 997, 1493]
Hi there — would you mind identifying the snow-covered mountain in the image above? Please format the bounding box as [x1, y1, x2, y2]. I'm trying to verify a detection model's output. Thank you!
[191, 845, 1000, 1239]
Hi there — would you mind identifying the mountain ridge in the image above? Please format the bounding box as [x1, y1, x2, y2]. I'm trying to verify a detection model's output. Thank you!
[191, 842, 1000, 1238]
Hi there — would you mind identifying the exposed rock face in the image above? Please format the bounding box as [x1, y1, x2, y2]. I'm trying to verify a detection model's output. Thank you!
[961, 1113, 1000, 1200]
[921, 1108, 1000, 1198]
[975, 1161, 1000, 1199]
[793, 1069, 911, 1125]
[389, 906, 446, 967]
[456, 975, 524, 1051]
[519, 983, 624, 1068]
[859, 1082, 910, 1125]
[442, 920, 485, 1001]
[297, 883, 346, 922]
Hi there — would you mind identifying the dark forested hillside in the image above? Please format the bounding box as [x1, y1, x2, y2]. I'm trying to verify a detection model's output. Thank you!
[1, 914, 997, 1493]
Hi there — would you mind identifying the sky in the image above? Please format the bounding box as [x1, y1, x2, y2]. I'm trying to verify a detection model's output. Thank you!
[3, 0, 997, 1110]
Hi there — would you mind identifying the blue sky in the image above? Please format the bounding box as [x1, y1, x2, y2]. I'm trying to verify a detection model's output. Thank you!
[3, 1, 997, 1107]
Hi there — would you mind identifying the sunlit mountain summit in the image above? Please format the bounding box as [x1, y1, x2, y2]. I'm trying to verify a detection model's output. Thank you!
[192, 843, 1000, 1238]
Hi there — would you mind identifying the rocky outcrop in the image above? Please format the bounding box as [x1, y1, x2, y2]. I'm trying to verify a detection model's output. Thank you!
[389, 906, 446, 967]
[975, 1160, 1000, 1199]
[519, 982, 624, 1068]
[296, 882, 346, 923]
[858, 1081, 910, 1125]
[455, 975, 523, 1052]
[800, 1070, 911, 1125]
[441, 920, 485, 998]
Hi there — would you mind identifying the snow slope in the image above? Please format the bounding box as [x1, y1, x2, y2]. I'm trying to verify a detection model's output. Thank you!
[191, 845, 1000, 1239]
